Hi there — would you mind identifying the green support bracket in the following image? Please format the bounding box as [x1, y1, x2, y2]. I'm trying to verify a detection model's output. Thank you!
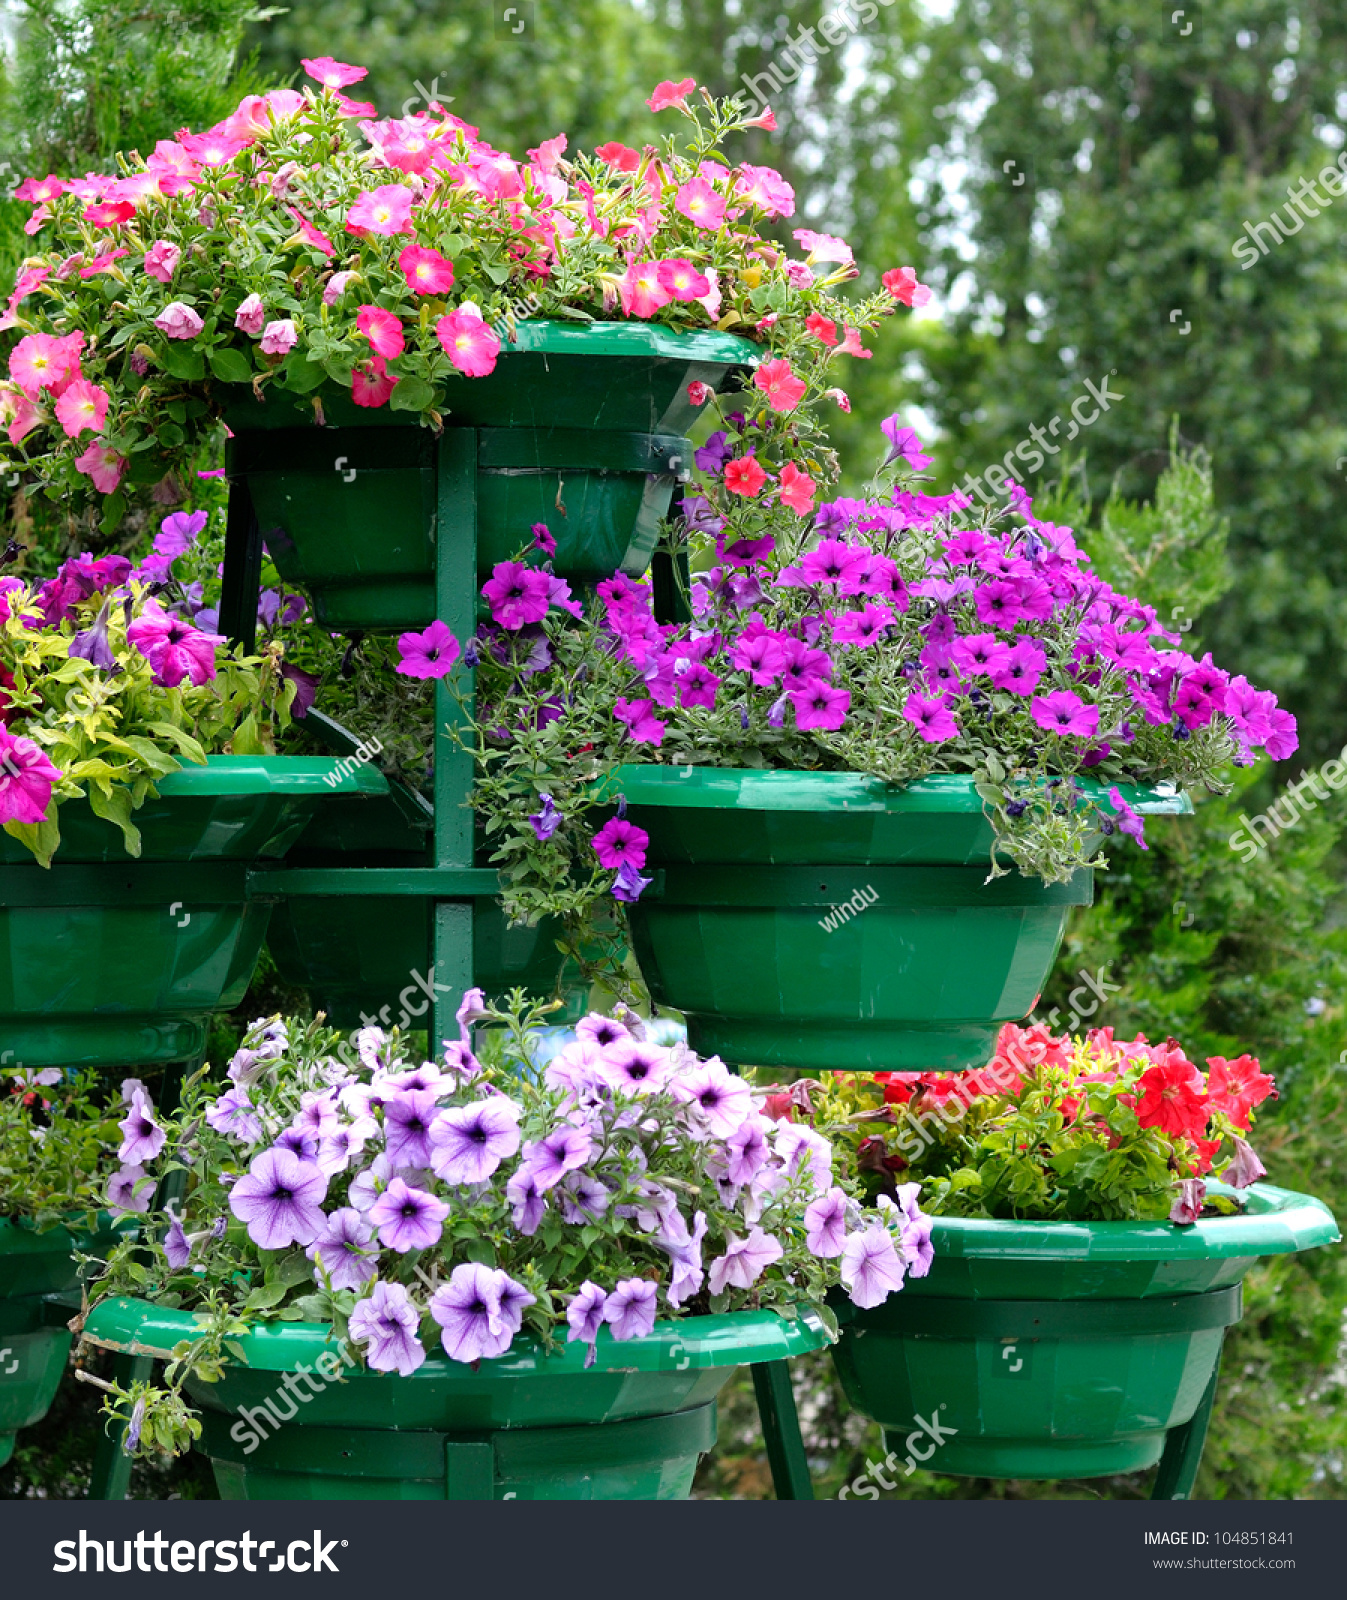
[1151, 1347, 1222, 1500]
[445, 1439, 495, 1500]
[751, 1361, 814, 1500]
[218, 473, 264, 655]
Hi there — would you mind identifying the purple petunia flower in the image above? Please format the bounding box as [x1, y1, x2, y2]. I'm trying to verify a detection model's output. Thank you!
[306, 1206, 379, 1291]
[1226, 1137, 1267, 1189]
[604, 1277, 659, 1341]
[368, 1175, 450, 1253]
[790, 681, 850, 731]
[590, 817, 649, 871]
[395, 619, 461, 680]
[68, 598, 115, 671]
[1031, 688, 1099, 739]
[154, 509, 207, 559]
[125, 599, 223, 688]
[117, 1089, 166, 1165]
[903, 692, 959, 743]
[428, 1097, 522, 1185]
[107, 1165, 152, 1216]
[531, 521, 557, 556]
[274, 1126, 319, 1163]
[559, 1171, 611, 1224]
[613, 697, 667, 746]
[656, 1210, 708, 1307]
[382, 1088, 440, 1169]
[673, 1061, 754, 1138]
[349, 1280, 426, 1376]
[988, 637, 1046, 695]
[612, 860, 653, 902]
[229, 1146, 329, 1250]
[1169, 1178, 1207, 1225]
[163, 1213, 192, 1270]
[596, 1036, 671, 1095]
[528, 792, 561, 841]
[881, 415, 933, 471]
[481, 560, 552, 630]
[840, 1224, 907, 1308]
[708, 1228, 784, 1294]
[520, 1124, 594, 1191]
[430, 1263, 536, 1364]
[803, 1188, 849, 1258]
[724, 1117, 770, 1185]
[1106, 786, 1148, 850]
[205, 1084, 263, 1144]
[566, 1280, 608, 1366]
[505, 1164, 547, 1233]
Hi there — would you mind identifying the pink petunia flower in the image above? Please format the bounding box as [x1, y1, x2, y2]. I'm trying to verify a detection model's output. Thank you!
[754, 357, 807, 413]
[481, 560, 551, 629]
[805, 311, 838, 346]
[882, 265, 933, 307]
[657, 257, 711, 300]
[792, 681, 851, 731]
[302, 56, 368, 88]
[687, 380, 712, 406]
[323, 270, 357, 306]
[351, 355, 397, 408]
[13, 175, 64, 202]
[287, 207, 335, 257]
[838, 326, 872, 359]
[0, 728, 62, 825]
[346, 183, 415, 237]
[777, 461, 817, 516]
[82, 200, 135, 228]
[143, 240, 181, 283]
[617, 260, 670, 319]
[793, 228, 854, 267]
[435, 307, 500, 376]
[53, 378, 109, 439]
[724, 456, 768, 497]
[9, 331, 82, 395]
[675, 176, 726, 230]
[154, 301, 204, 340]
[178, 128, 250, 166]
[398, 242, 455, 295]
[595, 141, 641, 171]
[356, 304, 405, 360]
[234, 293, 266, 335]
[126, 598, 223, 687]
[73, 440, 126, 494]
[647, 78, 696, 113]
[903, 693, 959, 743]
[259, 319, 298, 355]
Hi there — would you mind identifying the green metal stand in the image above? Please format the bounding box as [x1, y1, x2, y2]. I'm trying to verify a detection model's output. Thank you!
[1150, 1348, 1222, 1500]
[751, 1361, 815, 1499]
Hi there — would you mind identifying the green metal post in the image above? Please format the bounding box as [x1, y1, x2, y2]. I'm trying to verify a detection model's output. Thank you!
[432, 429, 479, 1052]
[1151, 1348, 1222, 1500]
[751, 1360, 815, 1500]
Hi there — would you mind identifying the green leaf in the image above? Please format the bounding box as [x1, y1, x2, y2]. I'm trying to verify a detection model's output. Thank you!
[243, 1282, 289, 1311]
[321, 354, 355, 387]
[99, 490, 126, 534]
[3, 812, 60, 868]
[281, 355, 328, 393]
[86, 785, 142, 856]
[209, 347, 254, 383]
[229, 712, 264, 755]
[388, 377, 435, 412]
[158, 344, 205, 380]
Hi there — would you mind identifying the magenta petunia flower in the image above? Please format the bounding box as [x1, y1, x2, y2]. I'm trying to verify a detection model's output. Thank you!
[791, 681, 850, 731]
[591, 817, 649, 871]
[349, 1279, 425, 1375]
[126, 598, 223, 687]
[356, 303, 405, 360]
[428, 1097, 522, 1185]
[481, 561, 551, 630]
[1031, 689, 1099, 739]
[302, 55, 368, 88]
[431, 1263, 535, 1363]
[800, 538, 871, 591]
[306, 1206, 378, 1291]
[604, 1278, 659, 1341]
[368, 1175, 450, 1253]
[1107, 786, 1148, 850]
[395, 619, 460, 679]
[989, 637, 1046, 695]
[903, 692, 959, 743]
[0, 729, 61, 825]
[613, 697, 667, 746]
[229, 1146, 329, 1250]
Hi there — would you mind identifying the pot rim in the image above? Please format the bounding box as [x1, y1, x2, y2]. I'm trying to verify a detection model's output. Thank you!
[155, 754, 388, 800]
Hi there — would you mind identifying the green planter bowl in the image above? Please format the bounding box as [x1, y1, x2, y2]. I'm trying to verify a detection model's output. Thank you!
[82, 1297, 828, 1500]
[617, 768, 1191, 1072]
[263, 781, 592, 1027]
[0, 756, 386, 1068]
[831, 1181, 1340, 1480]
[0, 1215, 127, 1468]
[224, 321, 759, 631]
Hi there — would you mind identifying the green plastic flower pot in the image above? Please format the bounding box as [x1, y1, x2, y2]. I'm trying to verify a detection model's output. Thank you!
[0, 756, 386, 1068]
[223, 321, 759, 631]
[263, 781, 592, 1027]
[831, 1182, 1340, 1480]
[82, 1297, 829, 1500]
[0, 1216, 126, 1468]
[618, 768, 1191, 1071]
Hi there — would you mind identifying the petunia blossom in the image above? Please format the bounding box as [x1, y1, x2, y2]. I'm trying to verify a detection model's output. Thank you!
[754, 358, 807, 413]
[356, 304, 405, 360]
[708, 1228, 784, 1294]
[368, 1175, 450, 1253]
[53, 378, 109, 439]
[647, 77, 696, 112]
[840, 1224, 907, 1308]
[118, 1089, 166, 1165]
[229, 1146, 329, 1250]
[306, 1207, 378, 1292]
[0, 728, 62, 824]
[153, 301, 204, 340]
[346, 183, 415, 237]
[436, 306, 500, 376]
[428, 1097, 522, 1185]
[431, 1263, 535, 1363]
[604, 1278, 659, 1341]
[349, 1280, 425, 1375]
[395, 619, 460, 679]
[803, 1188, 849, 1258]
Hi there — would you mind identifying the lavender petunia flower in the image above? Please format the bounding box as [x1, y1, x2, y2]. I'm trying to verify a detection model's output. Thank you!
[596, 1036, 672, 1095]
[368, 1176, 450, 1253]
[317, 1115, 377, 1176]
[163, 1213, 192, 1270]
[840, 1224, 907, 1308]
[428, 1097, 522, 1185]
[520, 1124, 593, 1191]
[430, 1263, 536, 1364]
[506, 1165, 547, 1234]
[349, 1280, 426, 1376]
[673, 1060, 754, 1138]
[566, 1280, 607, 1367]
[708, 1228, 785, 1295]
[604, 1278, 659, 1341]
[68, 598, 115, 670]
[803, 1188, 848, 1258]
[1170, 1178, 1207, 1225]
[612, 861, 653, 902]
[658, 1210, 708, 1307]
[774, 1123, 833, 1189]
[306, 1207, 378, 1292]
[455, 986, 491, 1038]
[382, 1088, 440, 1169]
[576, 1013, 631, 1049]
[1226, 1137, 1267, 1189]
[274, 1126, 319, 1163]
[347, 1151, 395, 1213]
[559, 1170, 611, 1224]
[294, 1089, 341, 1140]
[125, 1396, 146, 1454]
[117, 1089, 166, 1166]
[229, 1146, 329, 1250]
[723, 1116, 770, 1185]
[205, 1084, 263, 1143]
[107, 1165, 152, 1216]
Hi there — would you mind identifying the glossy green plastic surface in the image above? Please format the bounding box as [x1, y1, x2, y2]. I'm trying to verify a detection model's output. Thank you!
[831, 1183, 1339, 1479]
[0, 757, 388, 1067]
[227, 321, 758, 630]
[0, 1216, 125, 1467]
[619, 769, 1185, 1071]
[84, 1299, 828, 1500]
